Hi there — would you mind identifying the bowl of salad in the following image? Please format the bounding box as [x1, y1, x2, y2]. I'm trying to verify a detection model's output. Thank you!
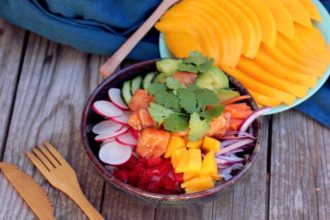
[81, 52, 269, 206]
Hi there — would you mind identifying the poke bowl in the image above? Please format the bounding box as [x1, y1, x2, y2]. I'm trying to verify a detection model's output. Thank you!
[81, 53, 268, 206]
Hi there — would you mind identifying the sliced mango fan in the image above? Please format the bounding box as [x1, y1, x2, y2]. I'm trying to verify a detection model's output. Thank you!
[155, 0, 330, 107]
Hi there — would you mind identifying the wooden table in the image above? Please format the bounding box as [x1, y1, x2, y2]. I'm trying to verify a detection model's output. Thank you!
[0, 20, 329, 220]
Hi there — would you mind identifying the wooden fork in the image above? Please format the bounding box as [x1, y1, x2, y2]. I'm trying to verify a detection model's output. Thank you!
[26, 141, 104, 220]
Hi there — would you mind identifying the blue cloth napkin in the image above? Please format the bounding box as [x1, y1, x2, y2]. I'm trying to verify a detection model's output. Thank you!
[0, 0, 329, 128]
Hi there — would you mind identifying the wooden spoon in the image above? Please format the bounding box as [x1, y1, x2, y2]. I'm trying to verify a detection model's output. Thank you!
[100, 0, 180, 78]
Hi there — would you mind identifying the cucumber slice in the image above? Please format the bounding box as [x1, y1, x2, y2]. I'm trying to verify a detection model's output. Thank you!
[143, 72, 156, 89]
[122, 81, 132, 105]
[131, 76, 142, 94]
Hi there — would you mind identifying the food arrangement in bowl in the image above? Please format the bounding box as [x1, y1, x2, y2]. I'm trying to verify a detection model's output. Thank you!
[84, 52, 269, 197]
[156, 0, 330, 114]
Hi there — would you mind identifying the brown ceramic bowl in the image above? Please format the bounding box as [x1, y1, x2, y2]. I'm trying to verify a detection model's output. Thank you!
[81, 59, 262, 207]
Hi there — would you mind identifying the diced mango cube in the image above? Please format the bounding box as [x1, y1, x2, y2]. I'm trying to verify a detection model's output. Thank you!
[171, 148, 186, 168]
[183, 172, 199, 182]
[201, 151, 219, 180]
[164, 136, 186, 158]
[186, 139, 203, 149]
[181, 176, 215, 193]
[202, 137, 220, 153]
[175, 148, 189, 173]
[185, 149, 202, 174]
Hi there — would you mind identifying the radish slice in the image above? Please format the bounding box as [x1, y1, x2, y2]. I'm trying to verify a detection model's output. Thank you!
[239, 107, 271, 133]
[116, 132, 138, 146]
[109, 88, 129, 110]
[92, 120, 123, 134]
[99, 141, 132, 165]
[93, 101, 123, 118]
[110, 111, 130, 125]
[95, 127, 128, 142]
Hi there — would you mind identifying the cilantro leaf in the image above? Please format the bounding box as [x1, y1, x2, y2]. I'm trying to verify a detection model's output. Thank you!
[195, 88, 219, 111]
[188, 112, 210, 141]
[185, 51, 213, 67]
[148, 103, 173, 124]
[147, 81, 166, 95]
[164, 114, 189, 132]
[154, 90, 180, 111]
[166, 77, 186, 90]
[200, 105, 225, 121]
[177, 87, 197, 113]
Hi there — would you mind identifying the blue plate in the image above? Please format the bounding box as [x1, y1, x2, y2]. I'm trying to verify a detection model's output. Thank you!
[159, 0, 330, 115]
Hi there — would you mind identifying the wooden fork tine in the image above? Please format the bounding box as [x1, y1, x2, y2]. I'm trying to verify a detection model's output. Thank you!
[26, 151, 51, 177]
[31, 147, 54, 170]
[38, 144, 60, 167]
[43, 141, 66, 165]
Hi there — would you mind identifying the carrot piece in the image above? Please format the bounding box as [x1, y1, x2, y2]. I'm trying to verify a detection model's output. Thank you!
[222, 95, 251, 105]
[225, 103, 251, 111]
[229, 119, 244, 130]
[225, 109, 253, 119]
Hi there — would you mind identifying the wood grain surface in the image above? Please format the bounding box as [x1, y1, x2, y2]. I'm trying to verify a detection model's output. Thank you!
[0, 20, 329, 220]
[0, 20, 26, 159]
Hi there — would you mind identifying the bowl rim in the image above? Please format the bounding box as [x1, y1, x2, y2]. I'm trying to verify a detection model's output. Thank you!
[81, 59, 263, 202]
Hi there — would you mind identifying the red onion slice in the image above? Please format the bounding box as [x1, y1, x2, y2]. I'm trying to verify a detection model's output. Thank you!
[219, 139, 255, 155]
[239, 107, 271, 133]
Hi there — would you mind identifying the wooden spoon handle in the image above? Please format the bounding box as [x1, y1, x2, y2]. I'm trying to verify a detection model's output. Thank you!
[100, 0, 179, 78]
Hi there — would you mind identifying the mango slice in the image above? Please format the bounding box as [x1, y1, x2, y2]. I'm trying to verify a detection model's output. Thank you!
[223, 67, 295, 105]
[264, 0, 295, 39]
[298, 0, 322, 21]
[280, 0, 312, 27]
[254, 50, 318, 88]
[175, 148, 189, 173]
[202, 137, 220, 153]
[249, 90, 281, 107]
[181, 175, 215, 193]
[171, 148, 186, 168]
[164, 33, 201, 58]
[187, 139, 203, 149]
[164, 136, 186, 158]
[213, 0, 259, 58]
[241, 0, 277, 47]
[185, 149, 202, 174]
[231, 0, 262, 56]
[185, 0, 243, 67]
[237, 56, 309, 97]
[200, 151, 218, 180]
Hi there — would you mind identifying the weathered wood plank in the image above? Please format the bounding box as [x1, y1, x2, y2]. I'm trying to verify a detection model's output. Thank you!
[101, 186, 156, 220]
[0, 33, 106, 219]
[155, 117, 270, 220]
[0, 20, 26, 157]
[269, 111, 330, 220]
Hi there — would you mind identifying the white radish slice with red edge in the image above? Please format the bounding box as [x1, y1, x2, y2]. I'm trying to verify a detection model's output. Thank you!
[92, 120, 122, 134]
[116, 132, 138, 146]
[92, 100, 123, 118]
[99, 141, 132, 165]
[95, 126, 128, 142]
[110, 111, 130, 125]
[108, 88, 129, 110]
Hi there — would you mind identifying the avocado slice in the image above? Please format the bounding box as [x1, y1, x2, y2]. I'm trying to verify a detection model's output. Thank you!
[156, 59, 182, 75]
[196, 66, 229, 91]
[217, 89, 240, 103]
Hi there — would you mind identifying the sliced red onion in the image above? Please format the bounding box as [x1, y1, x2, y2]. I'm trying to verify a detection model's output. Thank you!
[216, 154, 245, 163]
[219, 163, 244, 175]
[218, 139, 255, 155]
[239, 107, 271, 133]
[220, 131, 256, 140]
